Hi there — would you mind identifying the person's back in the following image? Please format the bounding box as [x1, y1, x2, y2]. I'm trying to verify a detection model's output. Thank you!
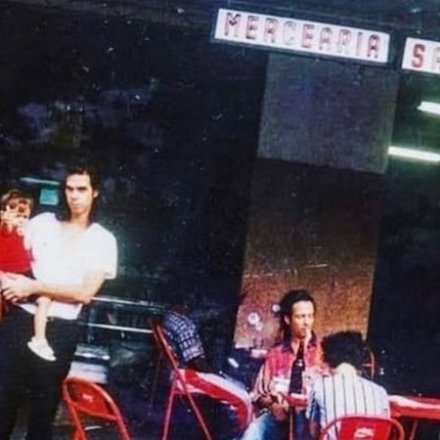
[306, 331, 389, 440]
[308, 367, 389, 430]
[162, 305, 207, 370]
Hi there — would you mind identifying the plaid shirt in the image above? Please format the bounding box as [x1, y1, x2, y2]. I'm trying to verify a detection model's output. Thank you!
[162, 310, 205, 367]
[253, 333, 322, 398]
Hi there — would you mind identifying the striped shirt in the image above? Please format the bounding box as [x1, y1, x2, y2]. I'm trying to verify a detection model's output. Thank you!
[162, 310, 205, 367]
[306, 365, 389, 439]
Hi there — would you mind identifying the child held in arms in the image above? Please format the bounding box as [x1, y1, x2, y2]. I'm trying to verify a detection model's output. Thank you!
[0, 189, 55, 361]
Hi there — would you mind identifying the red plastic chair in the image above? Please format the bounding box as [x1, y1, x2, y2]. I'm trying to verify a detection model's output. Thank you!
[62, 376, 132, 440]
[150, 317, 213, 440]
[318, 415, 405, 440]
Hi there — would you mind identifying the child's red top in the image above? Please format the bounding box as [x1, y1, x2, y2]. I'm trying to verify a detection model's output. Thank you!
[0, 224, 32, 273]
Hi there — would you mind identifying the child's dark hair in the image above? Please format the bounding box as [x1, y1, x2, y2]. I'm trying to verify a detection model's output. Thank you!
[1, 189, 34, 213]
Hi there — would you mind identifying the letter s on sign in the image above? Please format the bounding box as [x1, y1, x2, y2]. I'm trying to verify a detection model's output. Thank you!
[412, 44, 425, 68]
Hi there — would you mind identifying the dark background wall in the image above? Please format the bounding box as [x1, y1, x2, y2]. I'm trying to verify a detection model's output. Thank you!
[0, 2, 267, 366]
[369, 128, 440, 395]
[3, 1, 440, 398]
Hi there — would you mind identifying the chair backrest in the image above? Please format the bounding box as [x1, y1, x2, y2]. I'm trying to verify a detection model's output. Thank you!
[150, 317, 180, 372]
[149, 317, 192, 394]
[318, 415, 404, 440]
[149, 317, 215, 440]
[62, 377, 132, 440]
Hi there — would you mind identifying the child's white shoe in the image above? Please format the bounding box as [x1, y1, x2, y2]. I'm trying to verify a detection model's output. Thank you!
[27, 337, 56, 362]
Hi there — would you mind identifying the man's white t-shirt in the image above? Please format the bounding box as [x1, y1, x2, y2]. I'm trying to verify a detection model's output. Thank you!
[19, 212, 117, 320]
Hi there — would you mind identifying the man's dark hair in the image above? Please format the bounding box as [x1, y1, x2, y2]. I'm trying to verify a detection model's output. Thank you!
[322, 330, 365, 369]
[57, 157, 100, 223]
[279, 289, 316, 317]
[278, 289, 315, 340]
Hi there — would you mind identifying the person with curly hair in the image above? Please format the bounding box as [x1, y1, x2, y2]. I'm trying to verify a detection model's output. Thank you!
[306, 331, 389, 439]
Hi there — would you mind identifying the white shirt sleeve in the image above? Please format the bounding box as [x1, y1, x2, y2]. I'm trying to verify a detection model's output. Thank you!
[96, 230, 117, 279]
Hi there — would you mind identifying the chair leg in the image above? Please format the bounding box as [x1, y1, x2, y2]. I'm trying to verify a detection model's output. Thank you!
[162, 385, 177, 440]
[147, 351, 163, 420]
[185, 393, 213, 440]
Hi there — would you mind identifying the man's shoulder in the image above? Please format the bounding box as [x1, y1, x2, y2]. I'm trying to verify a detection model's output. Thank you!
[163, 310, 193, 325]
[29, 212, 57, 225]
[317, 374, 388, 394]
[89, 222, 116, 242]
[163, 311, 195, 332]
[27, 212, 58, 232]
[359, 376, 388, 395]
[265, 342, 290, 359]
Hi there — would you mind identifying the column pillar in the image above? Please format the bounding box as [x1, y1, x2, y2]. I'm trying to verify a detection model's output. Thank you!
[234, 53, 399, 347]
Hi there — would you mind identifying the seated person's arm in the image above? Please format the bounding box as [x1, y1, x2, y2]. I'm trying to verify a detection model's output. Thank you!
[254, 394, 288, 421]
[251, 356, 288, 420]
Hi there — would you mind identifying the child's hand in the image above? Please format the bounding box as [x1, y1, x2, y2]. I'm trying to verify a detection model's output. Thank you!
[271, 401, 288, 421]
[0, 209, 28, 233]
[255, 394, 274, 410]
[0, 210, 17, 228]
[12, 216, 28, 235]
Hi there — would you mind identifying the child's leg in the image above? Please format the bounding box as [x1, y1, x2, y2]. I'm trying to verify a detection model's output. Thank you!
[33, 296, 51, 342]
[27, 297, 56, 361]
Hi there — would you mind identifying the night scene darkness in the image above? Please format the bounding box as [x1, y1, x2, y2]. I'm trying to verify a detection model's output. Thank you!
[2, 1, 440, 439]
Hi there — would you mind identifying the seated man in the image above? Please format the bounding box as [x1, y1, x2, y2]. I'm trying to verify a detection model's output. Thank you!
[240, 289, 322, 440]
[161, 293, 252, 438]
[306, 331, 390, 439]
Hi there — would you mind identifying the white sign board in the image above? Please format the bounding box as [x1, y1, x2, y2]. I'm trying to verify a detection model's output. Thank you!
[213, 9, 390, 64]
[402, 37, 440, 74]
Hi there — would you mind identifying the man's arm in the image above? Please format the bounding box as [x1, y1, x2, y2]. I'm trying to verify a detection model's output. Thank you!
[1, 270, 106, 304]
[249, 351, 289, 419]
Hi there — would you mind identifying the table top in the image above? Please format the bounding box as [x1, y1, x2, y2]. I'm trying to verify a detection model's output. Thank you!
[281, 393, 440, 422]
[389, 395, 440, 421]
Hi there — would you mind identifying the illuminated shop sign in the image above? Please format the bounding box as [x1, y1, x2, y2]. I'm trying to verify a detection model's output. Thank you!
[213, 9, 390, 64]
[402, 37, 440, 74]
